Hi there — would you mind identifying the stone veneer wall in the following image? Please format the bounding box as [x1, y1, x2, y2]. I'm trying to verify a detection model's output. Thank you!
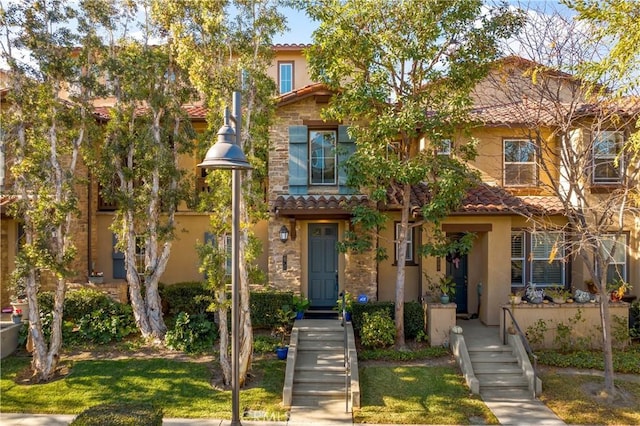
[268, 96, 377, 297]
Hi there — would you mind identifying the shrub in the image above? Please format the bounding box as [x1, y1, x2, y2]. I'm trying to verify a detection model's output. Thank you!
[161, 282, 211, 317]
[360, 309, 396, 349]
[36, 290, 137, 346]
[250, 291, 294, 329]
[77, 304, 138, 344]
[165, 312, 218, 353]
[351, 301, 425, 339]
[70, 403, 162, 426]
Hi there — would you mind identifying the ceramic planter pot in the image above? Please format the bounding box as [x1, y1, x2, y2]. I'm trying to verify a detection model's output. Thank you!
[275, 346, 288, 360]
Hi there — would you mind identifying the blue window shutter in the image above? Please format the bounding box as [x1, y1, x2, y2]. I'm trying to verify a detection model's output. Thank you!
[112, 233, 125, 279]
[289, 125, 308, 195]
[338, 125, 356, 194]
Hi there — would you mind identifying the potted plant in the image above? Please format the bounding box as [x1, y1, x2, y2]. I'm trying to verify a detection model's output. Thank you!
[546, 285, 570, 304]
[292, 295, 310, 320]
[335, 291, 354, 321]
[88, 271, 104, 284]
[273, 305, 296, 360]
[438, 276, 456, 304]
[608, 279, 632, 302]
[11, 308, 23, 324]
[509, 289, 524, 305]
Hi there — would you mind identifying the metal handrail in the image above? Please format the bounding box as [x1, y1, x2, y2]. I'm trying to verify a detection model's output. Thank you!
[340, 291, 351, 413]
[502, 306, 538, 399]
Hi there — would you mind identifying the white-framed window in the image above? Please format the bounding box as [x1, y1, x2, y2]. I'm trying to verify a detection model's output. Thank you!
[511, 231, 525, 287]
[504, 139, 537, 186]
[278, 62, 293, 94]
[309, 129, 337, 185]
[593, 131, 623, 184]
[437, 139, 452, 156]
[600, 233, 627, 283]
[394, 222, 414, 264]
[510, 230, 566, 287]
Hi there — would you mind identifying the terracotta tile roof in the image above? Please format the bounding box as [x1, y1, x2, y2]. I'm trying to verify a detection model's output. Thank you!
[276, 83, 333, 106]
[92, 104, 208, 121]
[273, 194, 370, 218]
[272, 43, 312, 50]
[469, 95, 640, 127]
[0, 195, 19, 215]
[386, 182, 564, 216]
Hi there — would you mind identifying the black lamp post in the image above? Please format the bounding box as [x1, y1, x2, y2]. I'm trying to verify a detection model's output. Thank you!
[198, 91, 251, 426]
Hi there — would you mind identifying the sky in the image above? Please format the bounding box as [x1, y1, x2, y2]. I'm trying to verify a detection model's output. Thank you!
[272, 1, 578, 45]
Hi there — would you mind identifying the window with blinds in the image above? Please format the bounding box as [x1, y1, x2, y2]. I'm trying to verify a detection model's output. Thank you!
[511, 230, 566, 287]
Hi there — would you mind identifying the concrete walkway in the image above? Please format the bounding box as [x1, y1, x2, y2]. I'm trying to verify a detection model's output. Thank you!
[457, 317, 566, 425]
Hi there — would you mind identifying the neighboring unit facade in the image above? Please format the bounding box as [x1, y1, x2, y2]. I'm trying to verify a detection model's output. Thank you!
[1, 47, 638, 327]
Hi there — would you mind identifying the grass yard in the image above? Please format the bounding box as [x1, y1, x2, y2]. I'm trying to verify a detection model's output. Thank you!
[0, 356, 287, 420]
[355, 364, 498, 425]
[539, 369, 640, 425]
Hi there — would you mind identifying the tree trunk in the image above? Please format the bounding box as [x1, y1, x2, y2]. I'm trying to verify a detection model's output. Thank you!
[218, 298, 231, 385]
[144, 274, 167, 339]
[394, 183, 411, 349]
[238, 174, 253, 387]
[28, 274, 66, 382]
[597, 278, 616, 397]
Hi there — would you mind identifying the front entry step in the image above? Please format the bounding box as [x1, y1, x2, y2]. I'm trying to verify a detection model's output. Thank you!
[468, 345, 530, 393]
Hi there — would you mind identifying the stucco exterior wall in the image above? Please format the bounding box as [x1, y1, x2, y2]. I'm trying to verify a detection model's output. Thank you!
[500, 302, 630, 349]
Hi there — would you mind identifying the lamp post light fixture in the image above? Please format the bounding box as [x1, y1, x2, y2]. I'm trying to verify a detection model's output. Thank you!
[198, 91, 251, 426]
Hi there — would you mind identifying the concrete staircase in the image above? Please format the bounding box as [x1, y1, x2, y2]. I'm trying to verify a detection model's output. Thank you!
[468, 343, 531, 397]
[292, 324, 346, 406]
[284, 319, 356, 424]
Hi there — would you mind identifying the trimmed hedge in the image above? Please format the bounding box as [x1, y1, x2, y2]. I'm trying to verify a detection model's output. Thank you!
[160, 282, 293, 329]
[250, 291, 294, 329]
[351, 301, 425, 339]
[70, 403, 162, 425]
[160, 281, 211, 317]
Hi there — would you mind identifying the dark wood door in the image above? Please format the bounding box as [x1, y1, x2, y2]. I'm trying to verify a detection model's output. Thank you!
[447, 253, 468, 314]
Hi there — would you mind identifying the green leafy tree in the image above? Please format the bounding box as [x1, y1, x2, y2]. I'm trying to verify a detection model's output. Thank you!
[300, 0, 523, 348]
[558, 0, 640, 399]
[0, 0, 96, 381]
[86, 0, 196, 341]
[153, 0, 284, 385]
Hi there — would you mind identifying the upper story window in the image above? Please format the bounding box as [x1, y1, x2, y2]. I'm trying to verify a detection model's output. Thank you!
[437, 139, 452, 156]
[278, 61, 294, 94]
[309, 129, 337, 185]
[511, 230, 565, 287]
[504, 139, 536, 186]
[593, 131, 623, 184]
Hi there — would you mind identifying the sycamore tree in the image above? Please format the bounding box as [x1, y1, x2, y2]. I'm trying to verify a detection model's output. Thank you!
[86, 0, 196, 341]
[568, 0, 640, 398]
[482, 6, 639, 398]
[153, 0, 284, 386]
[0, 0, 96, 381]
[300, 0, 523, 348]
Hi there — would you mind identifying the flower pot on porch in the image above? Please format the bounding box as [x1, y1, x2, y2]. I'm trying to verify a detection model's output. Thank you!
[295, 311, 304, 320]
[440, 294, 450, 304]
[11, 315, 22, 324]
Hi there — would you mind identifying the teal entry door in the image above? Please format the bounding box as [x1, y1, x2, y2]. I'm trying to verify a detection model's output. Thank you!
[308, 223, 339, 308]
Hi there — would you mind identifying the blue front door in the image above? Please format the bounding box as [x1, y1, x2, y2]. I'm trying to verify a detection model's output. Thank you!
[308, 223, 339, 308]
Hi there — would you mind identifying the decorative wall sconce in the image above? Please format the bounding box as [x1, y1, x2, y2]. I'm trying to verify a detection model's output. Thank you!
[279, 225, 289, 243]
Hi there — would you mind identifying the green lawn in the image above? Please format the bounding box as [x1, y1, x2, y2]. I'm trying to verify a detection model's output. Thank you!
[355, 365, 498, 425]
[539, 370, 640, 425]
[0, 356, 287, 420]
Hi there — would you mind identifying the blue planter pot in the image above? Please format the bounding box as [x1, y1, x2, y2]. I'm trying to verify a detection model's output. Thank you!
[344, 312, 352, 322]
[275, 346, 288, 360]
[296, 311, 304, 320]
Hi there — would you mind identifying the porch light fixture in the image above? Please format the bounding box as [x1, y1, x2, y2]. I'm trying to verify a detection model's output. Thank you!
[198, 91, 251, 426]
[279, 225, 289, 243]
